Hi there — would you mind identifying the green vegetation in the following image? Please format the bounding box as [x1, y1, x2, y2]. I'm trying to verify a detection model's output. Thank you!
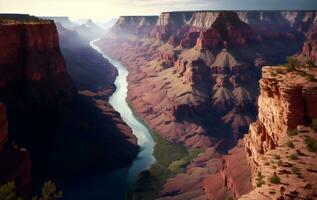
[298, 70, 307, 77]
[132, 132, 203, 200]
[277, 160, 283, 167]
[311, 118, 317, 131]
[305, 59, 316, 67]
[307, 74, 316, 82]
[0, 181, 62, 200]
[304, 136, 317, 152]
[269, 173, 281, 184]
[225, 196, 234, 200]
[256, 171, 265, 187]
[289, 153, 299, 160]
[287, 141, 295, 148]
[291, 166, 300, 174]
[273, 154, 281, 160]
[287, 129, 298, 137]
[285, 57, 300, 72]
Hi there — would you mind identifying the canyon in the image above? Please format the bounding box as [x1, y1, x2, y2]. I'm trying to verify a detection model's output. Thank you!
[0, 10, 317, 200]
[0, 14, 138, 198]
[96, 11, 317, 199]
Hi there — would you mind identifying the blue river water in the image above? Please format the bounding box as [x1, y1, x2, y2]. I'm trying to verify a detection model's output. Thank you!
[61, 40, 156, 200]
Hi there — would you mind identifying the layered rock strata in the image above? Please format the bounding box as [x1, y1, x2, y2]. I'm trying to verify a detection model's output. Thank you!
[242, 66, 317, 199]
[0, 14, 138, 191]
[97, 10, 317, 199]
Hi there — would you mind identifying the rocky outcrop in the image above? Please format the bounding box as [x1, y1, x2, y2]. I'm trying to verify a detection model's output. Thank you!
[0, 18, 76, 104]
[113, 16, 158, 37]
[204, 141, 252, 200]
[241, 66, 317, 199]
[244, 66, 317, 172]
[0, 15, 138, 192]
[296, 15, 317, 63]
[97, 10, 317, 199]
[157, 140, 252, 200]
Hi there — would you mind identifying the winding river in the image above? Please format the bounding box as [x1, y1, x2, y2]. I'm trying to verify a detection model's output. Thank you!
[91, 39, 156, 184]
[63, 40, 156, 200]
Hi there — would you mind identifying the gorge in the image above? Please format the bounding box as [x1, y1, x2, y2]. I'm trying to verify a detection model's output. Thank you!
[1, 9, 317, 200]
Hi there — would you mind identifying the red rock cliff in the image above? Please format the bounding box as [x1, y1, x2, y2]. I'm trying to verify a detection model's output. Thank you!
[0, 22, 76, 104]
[244, 66, 317, 172]
[242, 66, 317, 199]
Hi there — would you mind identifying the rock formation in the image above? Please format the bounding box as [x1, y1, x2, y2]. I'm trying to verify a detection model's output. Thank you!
[0, 14, 138, 194]
[242, 66, 317, 199]
[296, 14, 317, 64]
[96, 10, 317, 199]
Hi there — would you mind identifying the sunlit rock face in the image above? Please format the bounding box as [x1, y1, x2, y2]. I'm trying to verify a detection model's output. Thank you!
[113, 16, 158, 37]
[97, 10, 317, 199]
[97, 10, 317, 147]
[242, 66, 317, 200]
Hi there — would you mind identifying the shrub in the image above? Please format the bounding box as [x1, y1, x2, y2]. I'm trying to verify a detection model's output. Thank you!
[287, 129, 298, 136]
[277, 160, 283, 166]
[311, 118, 317, 131]
[273, 154, 281, 160]
[286, 57, 300, 71]
[275, 68, 284, 74]
[291, 166, 300, 174]
[299, 70, 307, 76]
[225, 196, 234, 200]
[307, 74, 316, 82]
[289, 153, 298, 160]
[287, 141, 295, 148]
[0, 181, 62, 200]
[304, 136, 317, 152]
[305, 59, 316, 67]
[269, 173, 281, 184]
[256, 171, 265, 187]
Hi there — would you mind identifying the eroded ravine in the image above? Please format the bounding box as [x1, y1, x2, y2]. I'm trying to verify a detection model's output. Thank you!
[90, 39, 156, 186]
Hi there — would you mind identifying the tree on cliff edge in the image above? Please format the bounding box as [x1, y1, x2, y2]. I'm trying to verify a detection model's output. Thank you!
[0, 181, 62, 200]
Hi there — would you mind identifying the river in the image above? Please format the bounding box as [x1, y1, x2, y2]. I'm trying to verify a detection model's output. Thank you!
[62, 40, 156, 200]
[90, 39, 156, 184]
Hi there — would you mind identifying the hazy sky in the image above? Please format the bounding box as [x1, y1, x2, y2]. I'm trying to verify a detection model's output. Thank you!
[0, 0, 317, 22]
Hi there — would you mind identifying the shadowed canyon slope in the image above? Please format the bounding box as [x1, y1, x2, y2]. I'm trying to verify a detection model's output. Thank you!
[96, 11, 317, 199]
[0, 14, 138, 197]
[98, 11, 316, 149]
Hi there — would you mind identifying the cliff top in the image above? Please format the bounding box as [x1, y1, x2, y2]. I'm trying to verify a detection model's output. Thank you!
[263, 65, 317, 88]
[0, 14, 52, 25]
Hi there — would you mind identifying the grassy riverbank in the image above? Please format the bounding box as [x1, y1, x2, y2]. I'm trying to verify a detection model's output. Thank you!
[127, 101, 202, 200]
[132, 133, 202, 200]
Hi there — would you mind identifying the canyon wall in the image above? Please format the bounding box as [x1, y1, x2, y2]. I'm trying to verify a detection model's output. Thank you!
[241, 66, 317, 199]
[0, 14, 138, 194]
[98, 11, 316, 149]
[0, 102, 31, 199]
[97, 10, 317, 200]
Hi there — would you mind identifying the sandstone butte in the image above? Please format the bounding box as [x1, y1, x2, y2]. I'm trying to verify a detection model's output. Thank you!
[96, 11, 317, 199]
[0, 15, 138, 198]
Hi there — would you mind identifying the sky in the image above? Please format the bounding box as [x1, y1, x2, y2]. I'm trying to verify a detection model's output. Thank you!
[1, 0, 317, 22]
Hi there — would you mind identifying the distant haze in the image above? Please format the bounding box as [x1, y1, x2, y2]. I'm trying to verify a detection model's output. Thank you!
[0, 0, 317, 22]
